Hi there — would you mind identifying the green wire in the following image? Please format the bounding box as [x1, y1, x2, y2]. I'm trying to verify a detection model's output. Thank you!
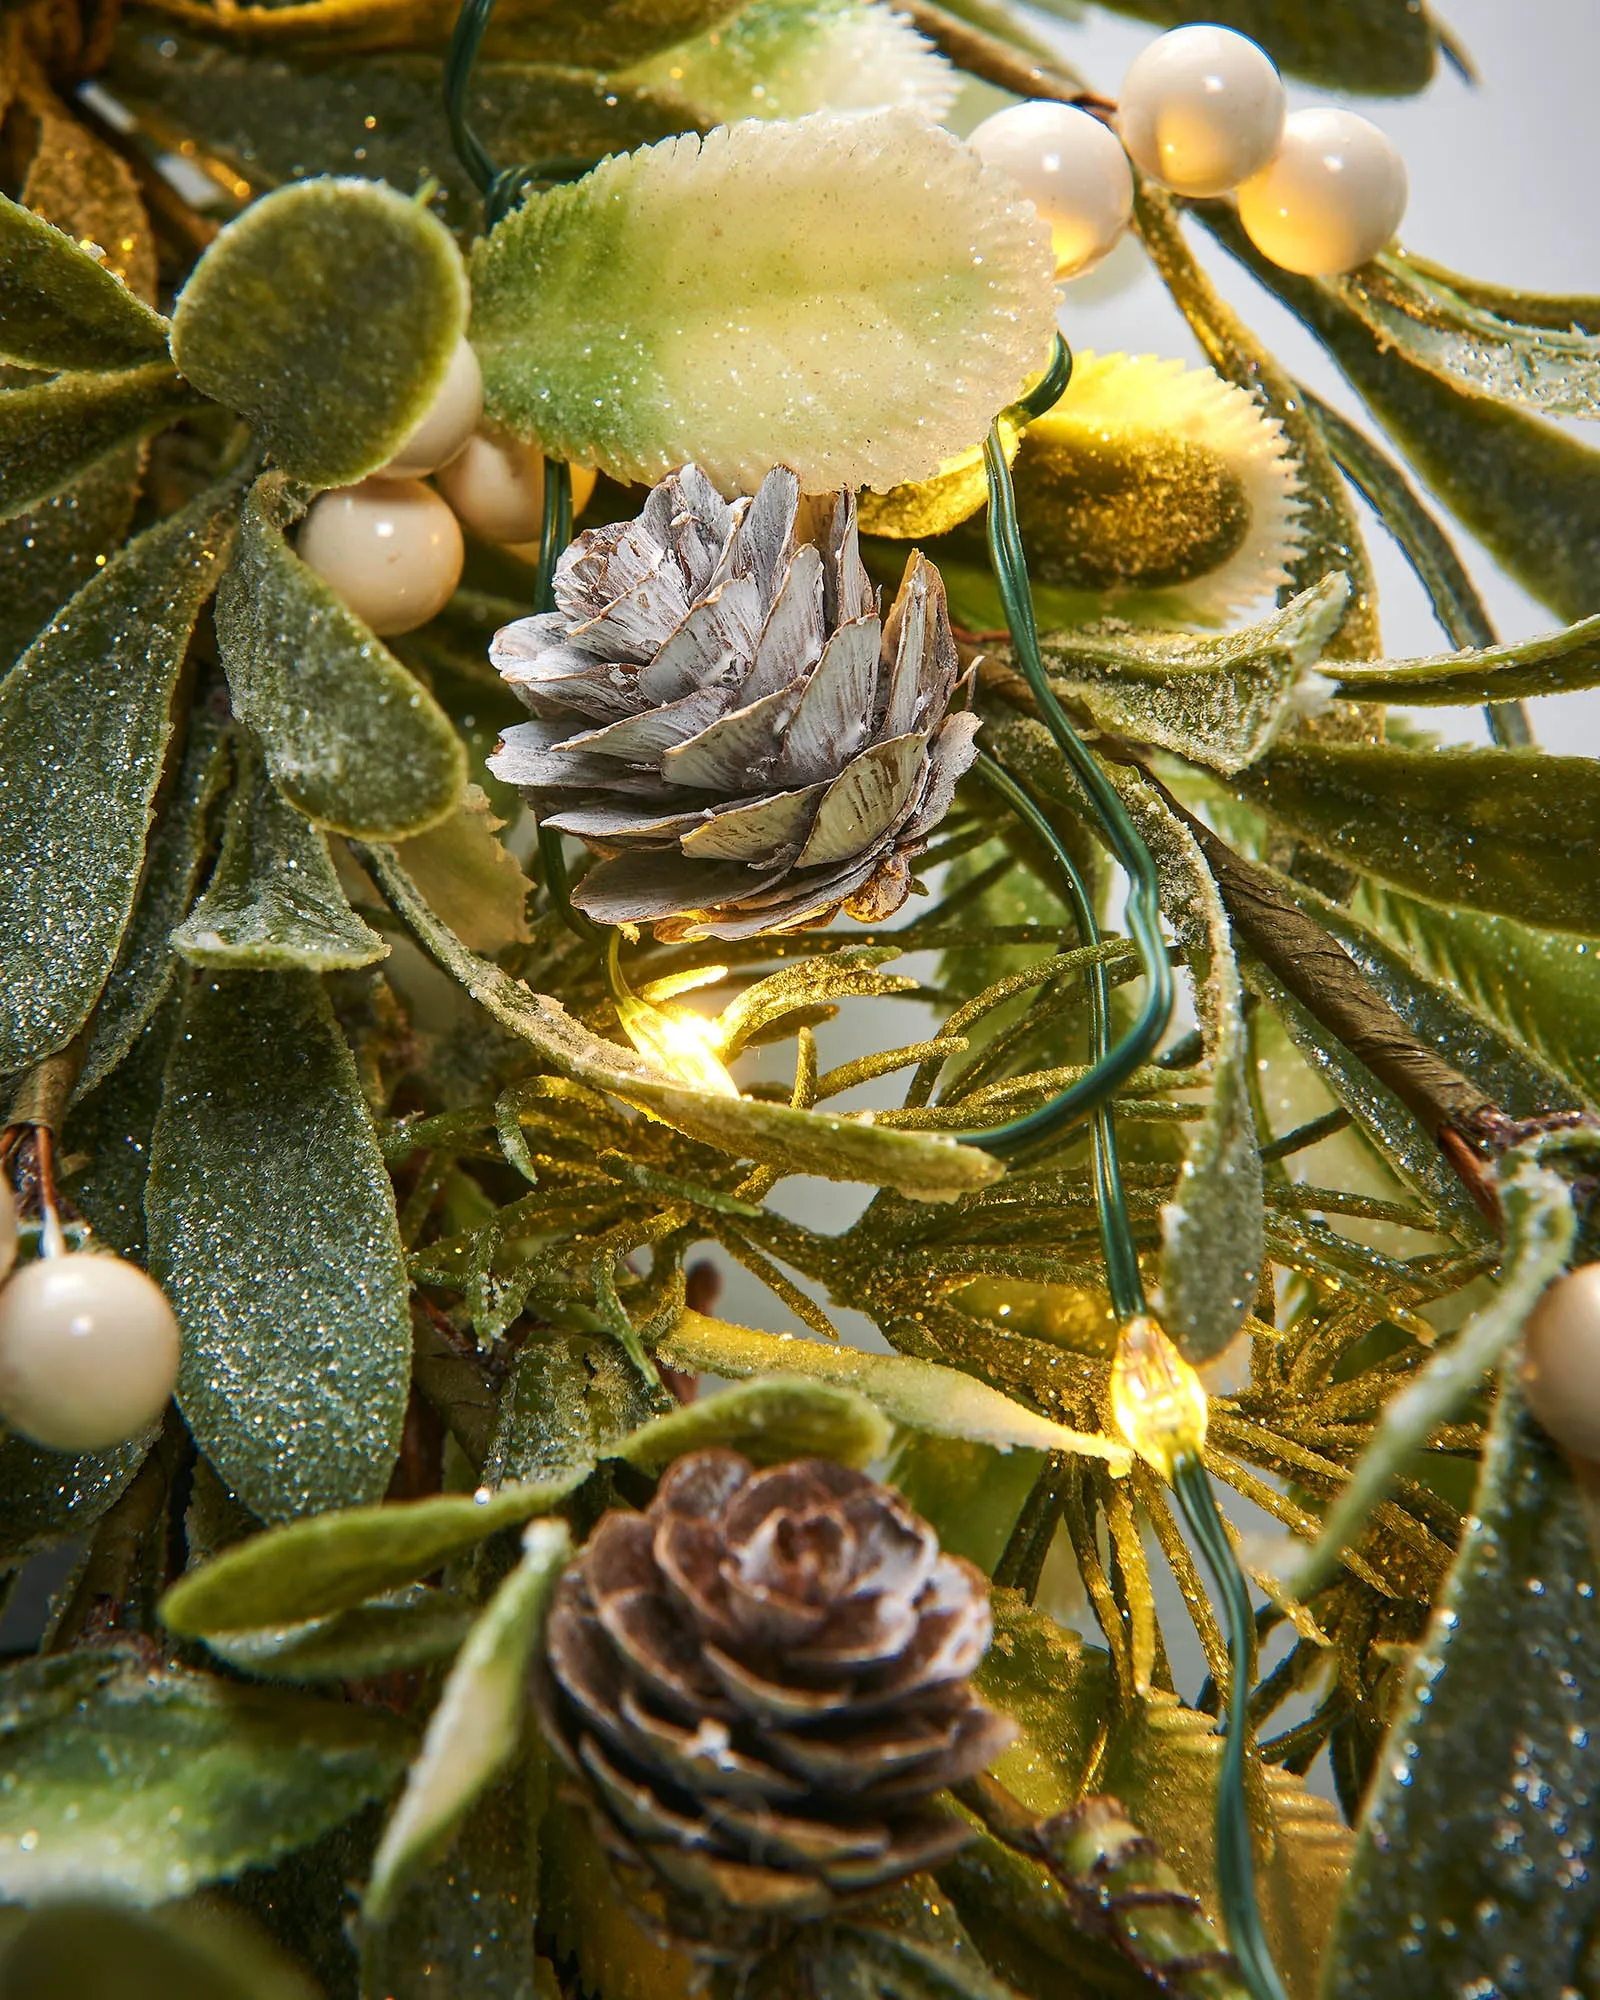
[1172, 1456, 1292, 2000]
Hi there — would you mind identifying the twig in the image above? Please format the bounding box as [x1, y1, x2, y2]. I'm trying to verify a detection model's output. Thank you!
[898, 0, 1103, 109]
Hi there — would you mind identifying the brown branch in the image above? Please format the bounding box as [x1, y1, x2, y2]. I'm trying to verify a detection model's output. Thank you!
[897, 0, 1106, 111]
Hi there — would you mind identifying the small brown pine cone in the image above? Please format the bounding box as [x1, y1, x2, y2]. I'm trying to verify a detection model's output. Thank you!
[487, 464, 980, 942]
[536, 1450, 1016, 1950]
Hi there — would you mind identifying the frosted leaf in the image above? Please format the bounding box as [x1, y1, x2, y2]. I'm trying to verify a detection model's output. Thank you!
[470, 109, 1057, 496]
[624, 0, 958, 126]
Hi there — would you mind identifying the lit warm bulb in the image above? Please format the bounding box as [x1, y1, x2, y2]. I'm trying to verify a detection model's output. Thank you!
[0, 1253, 181, 1452]
[381, 337, 483, 477]
[299, 477, 464, 637]
[1521, 1264, 1600, 1461]
[968, 101, 1134, 280]
[1109, 1314, 1208, 1481]
[1118, 25, 1285, 198]
[1237, 107, 1408, 277]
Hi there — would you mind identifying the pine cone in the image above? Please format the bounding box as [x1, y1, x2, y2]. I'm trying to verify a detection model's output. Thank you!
[488, 465, 980, 941]
[536, 1449, 1015, 1948]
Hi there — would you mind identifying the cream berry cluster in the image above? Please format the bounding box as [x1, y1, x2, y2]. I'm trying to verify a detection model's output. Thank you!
[296, 337, 597, 638]
[968, 23, 1408, 281]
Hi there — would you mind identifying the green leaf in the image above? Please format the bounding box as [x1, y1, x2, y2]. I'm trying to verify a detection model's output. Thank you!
[0, 190, 172, 370]
[0, 441, 141, 675]
[1356, 882, 1600, 1107]
[661, 1312, 1133, 1470]
[0, 363, 200, 527]
[1328, 610, 1600, 705]
[1099, 1695, 1351, 2000]
[364, 1519, 569, 1922]
[1292, 1144, 1575, 1597]
[363, 843, 1002, 1200]
[1110, 766, 1263, 1361]
[391, 786, 530, 958]
[1326, 1375, 1600, 1996]
[217, 473, 466, 839]
[1201, 206, 1600, 627]
[107, 32, 697, 242]
[0, 1651, 411, 1907]
[1069, 0, 1438, 94]
[147, 968, 413, 1521]
[75, 702, 232, 1101]
[0, 480, 240, 1074]
[469, 108, 1057, 493]
[1229, 741, 1600, 934]
[66, 996, 186, 1263]
[0, 1899, 322, 2000]
[1330, 249, 1600, 421]
[170, 177, 467, 487]
[174, 736, 388, 970]
[1043, 575, 1347, 778]
[887, 1434, 1044, 1573]
[973, 1591, 1115, 1816]
[834, 1906, 1028, 2000]
[161, 1476, 583, 1634]
[617, 1375, 892, 1473]
[484, 1332, 654, 1488]
[0, 1430, 149, 1564]
[202, 1585, 476, 1683]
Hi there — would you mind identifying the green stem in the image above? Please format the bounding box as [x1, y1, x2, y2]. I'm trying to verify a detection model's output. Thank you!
[1171, 1455, 1290, 2000]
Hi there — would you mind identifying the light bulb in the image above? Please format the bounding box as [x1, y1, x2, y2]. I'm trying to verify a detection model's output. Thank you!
[1109, 1314, 1208, 1481]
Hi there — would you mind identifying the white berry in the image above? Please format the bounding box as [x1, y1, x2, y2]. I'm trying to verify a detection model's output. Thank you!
[968, 102, 1134, 280]
[381, 337, 484, 477]
[299, 477, 465, 637]
[1119, 26, 1285, 198]
[1237, 107, 1408, 276]
[436, 432, 548, 544]
[0, 1183, 15, 1285]
[1522, 1264, 1600, 1462]
[0, 1254, 181, 1453]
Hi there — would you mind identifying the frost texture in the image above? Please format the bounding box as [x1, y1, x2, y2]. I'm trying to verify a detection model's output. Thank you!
[470, 109, 1058, 495]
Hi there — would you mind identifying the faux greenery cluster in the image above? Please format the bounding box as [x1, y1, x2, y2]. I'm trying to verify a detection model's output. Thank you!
[2, 0, 1600, 1994]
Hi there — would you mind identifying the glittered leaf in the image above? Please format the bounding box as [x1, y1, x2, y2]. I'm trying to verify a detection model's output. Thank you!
[0, 1429, 150, 1564]
[75, 702, 232, 1100]
[171, 176, 466, 486]
[365, 1520, 569, 1922]
[1109, 764, 1262, 1361]
[216, 472, 466, 838]
[202, 1586, 476, 1683]
[18, 70, 159, 306]
[973, 1591, 1115, 1816]
[147, 968, 413, 1521]
[1328, 610, 1600, 706]
[0, 1899, 322, 2000]
[1326, 1375, 1600, 1996]
[1064, 0, 1437, 94]
[1357, 883, 1600, 1108]
[161, 1477, 583, 1633]
[66, 996, 185, 1263]
[1228, 741, 1600, 934]
[0, 1651, 411, 1907]
[1099, 1695, 1350, 2000]
[661, 1311, 1133, 1468]
[0, 441, 142, 675]
[108, 33, 697, 235]
[0, 480, 239, 1074]
[1201, 206, 1600, 627]
[174, 737, 388, 970]
[0, 189, 168, 368]
[1294, 1146, 1574, 1597]
[621, 0, 957, 124]
[1330, 250, 1600, 421]
[470, 109, 1056, 494]
[617, 1375, 892, 1472]
[392, 786, 530, 957]
[1042, 573, 1347, 779]
[0, 362, 200, 528]
[484, 1334, 652, 1487]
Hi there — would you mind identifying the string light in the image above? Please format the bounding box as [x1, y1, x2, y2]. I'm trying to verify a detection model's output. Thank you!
[1109, 1313, 1210, 1481]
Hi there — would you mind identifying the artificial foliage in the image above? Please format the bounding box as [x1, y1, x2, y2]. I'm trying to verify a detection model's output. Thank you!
[1, 0, 1599, 1997]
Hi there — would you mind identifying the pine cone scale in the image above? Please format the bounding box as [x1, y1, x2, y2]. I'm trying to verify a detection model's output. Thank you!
[490, 465, 979, 939]
[537, 1449, 1015, 1948]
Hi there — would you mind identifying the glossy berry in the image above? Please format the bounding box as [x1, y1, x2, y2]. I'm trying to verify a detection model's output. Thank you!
[436, 432, 548, 544]
[381, 337, 484, 477]
[0, 1254, 181, 1453]
[968, 101, 1134, 279]
[1522, 1264, 1600, 1462]
[1237, 107, 1408, 276]
[1118, 25, 1285, 198]
[299, 476, 464, 636]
